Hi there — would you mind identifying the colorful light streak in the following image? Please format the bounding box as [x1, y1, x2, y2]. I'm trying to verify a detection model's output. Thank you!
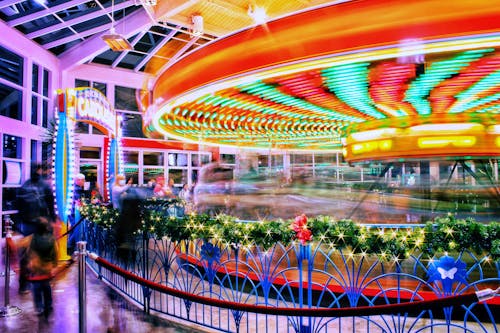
[142, 1, 500, 157]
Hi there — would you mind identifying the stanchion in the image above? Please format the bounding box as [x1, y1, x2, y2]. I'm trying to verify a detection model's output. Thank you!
[0, 215, 22, 317]
[77, 241, 87, 333]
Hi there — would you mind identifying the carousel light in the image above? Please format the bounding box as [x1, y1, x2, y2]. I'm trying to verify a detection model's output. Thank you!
[417, 136, 476, 148]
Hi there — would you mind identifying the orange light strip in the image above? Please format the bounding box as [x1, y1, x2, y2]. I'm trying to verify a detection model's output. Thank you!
[150, 0, 500, 107]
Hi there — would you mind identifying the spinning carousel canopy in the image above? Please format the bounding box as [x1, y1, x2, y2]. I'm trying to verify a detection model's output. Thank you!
[141, 0, 500, 161]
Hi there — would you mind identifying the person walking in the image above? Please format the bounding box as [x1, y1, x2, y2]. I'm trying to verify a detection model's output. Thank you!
[15, 163, 56, 294]
[16, 217, 58, 317]
[111, 174, 132, 212]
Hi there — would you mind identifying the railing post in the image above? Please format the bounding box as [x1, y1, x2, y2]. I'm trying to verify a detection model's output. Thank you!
[77, 241, 87, 333]
[298, 243, 311, 333]
[0, 215, 22, 317]
[142, 231, 150, 314]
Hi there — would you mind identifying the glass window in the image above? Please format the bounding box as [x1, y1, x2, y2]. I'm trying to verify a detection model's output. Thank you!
[75, 79, 90, 87]
[115, 85, 139, 111]
[258, 155, 269, 167]
[31, 95, 38, 125]
[32, 63, 39, 92]
[314, 154, 335, 165]
[143, 168, 164, 185]
[123, 151, 138, 165]
[200, 154, 210, 165]
[220, 154, 235, 164]
[168, 169, 187, 185]
[75, 122, 89, 134]
[3, 134, 22, 159]
[0, 82, 22, 120]
[191, 169, 198, 183]
[3, 161, 22, 185]
[79, 147, 100, 159]
[124, 167, 138, 184]
[272, 155, 283, 167]
[42, 100, 48, 128]
[168, 153, 188, 167]
[31, 140, 37, 163]
[120, 112, 145, 138]
[191, 154, 199, 167]
[291, 154, 313, 165]
[42, 142, 51, 162]
[168, 153, 176, 166]
[91, 126, 105, 135]
[144, 151, 164, 166]
[2, 187, 19, 211]
[92, 81, 106, 96]
[176, 153, 187, 167]
[42, 69, 49, 97]
[0, 45, 23, 85]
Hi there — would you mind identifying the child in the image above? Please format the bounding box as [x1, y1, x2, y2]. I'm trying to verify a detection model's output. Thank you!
[23, 217, 58, 317]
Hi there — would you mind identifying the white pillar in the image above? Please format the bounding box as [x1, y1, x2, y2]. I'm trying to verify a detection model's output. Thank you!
[336, 152, 340, 182]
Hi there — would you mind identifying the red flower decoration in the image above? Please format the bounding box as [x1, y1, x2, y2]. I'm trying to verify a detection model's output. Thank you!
[291, 214, 312, 244]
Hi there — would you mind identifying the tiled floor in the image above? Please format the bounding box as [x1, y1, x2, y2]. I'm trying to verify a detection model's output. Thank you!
[0, 257, 204, 333]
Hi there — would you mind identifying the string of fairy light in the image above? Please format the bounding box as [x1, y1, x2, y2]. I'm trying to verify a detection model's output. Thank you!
[80, 201, 499, 262]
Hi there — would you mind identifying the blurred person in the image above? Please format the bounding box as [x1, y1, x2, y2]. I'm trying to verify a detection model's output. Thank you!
[178, 183, 193, 215]
[68, 173, 89, 251]
[16, 163, 56, 294]
[147, 177, 156, 189]
[90, 183, 103, 204]
[41, 162, 53, 187]
[178, 183, 192, 202]
[167, 178, 177, 197]
[153, 176, 165, 196]
[153, 176, 176, 198]
[112, 174, 132, 211]
[73, 173, 88, 203]
[24, 217, 57, 317]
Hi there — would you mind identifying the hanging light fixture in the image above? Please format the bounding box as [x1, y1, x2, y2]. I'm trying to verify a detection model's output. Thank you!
[102, 0, 132, 51]
[191, 15, 204, 37]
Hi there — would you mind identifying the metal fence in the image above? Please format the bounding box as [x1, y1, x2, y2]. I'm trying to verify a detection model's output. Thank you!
[83, 220, 499, 333]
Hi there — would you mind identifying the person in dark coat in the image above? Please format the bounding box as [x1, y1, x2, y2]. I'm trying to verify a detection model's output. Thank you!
[16, 163, 56, 293]
[23, 217, 58, 317]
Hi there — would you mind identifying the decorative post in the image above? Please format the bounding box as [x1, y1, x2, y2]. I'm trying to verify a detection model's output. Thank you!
[142, 230, 151, 314]
[298, 243, 312, 333]
[0, 215, 22, 317]
[292, 214, 313, 333]
[77, 241, 87, 333]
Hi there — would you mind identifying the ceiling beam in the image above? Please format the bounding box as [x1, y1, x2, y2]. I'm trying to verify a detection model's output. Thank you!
[59, 9, 152, 71]
[26, 1, 134, 39]
[155, 36, 199, 77]
[43, 23, 112, 49]
[0, 0, 24, 10]
[160, 16, 223, 37]
[8, 0, 90, 27]
[154, 0, 201, 19]
[134, 26, 179, 72]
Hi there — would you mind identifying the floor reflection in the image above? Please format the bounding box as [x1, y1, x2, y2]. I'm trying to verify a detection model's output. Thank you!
[0, 260, 201, 333]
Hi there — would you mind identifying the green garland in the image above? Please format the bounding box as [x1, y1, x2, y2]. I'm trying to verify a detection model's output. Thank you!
[80, 203, 500, 261]
[78, 202, 119, 229]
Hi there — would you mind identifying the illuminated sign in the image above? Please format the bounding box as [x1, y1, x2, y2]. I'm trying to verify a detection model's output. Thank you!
[66, 88, 116, 136]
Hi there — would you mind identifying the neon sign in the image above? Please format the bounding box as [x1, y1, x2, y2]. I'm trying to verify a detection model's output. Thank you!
[66, 88, 116, 135]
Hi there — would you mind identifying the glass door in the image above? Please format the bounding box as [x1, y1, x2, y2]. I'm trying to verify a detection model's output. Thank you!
[79, 160, 101, 194]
